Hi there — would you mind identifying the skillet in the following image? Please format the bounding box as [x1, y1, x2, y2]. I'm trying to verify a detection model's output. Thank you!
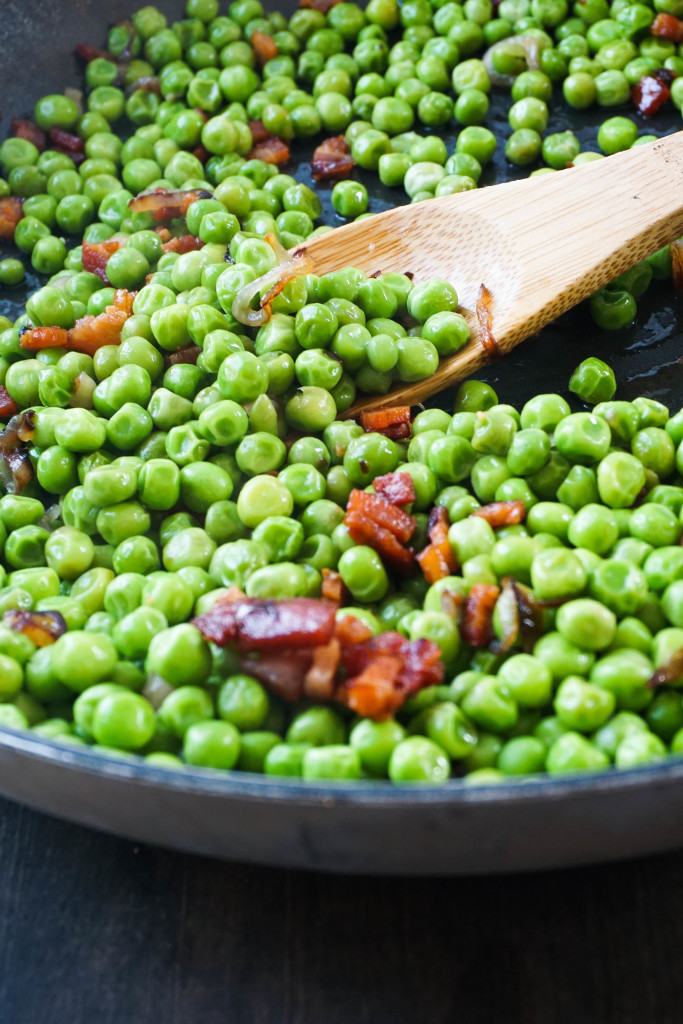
[1, 0, 683, 874]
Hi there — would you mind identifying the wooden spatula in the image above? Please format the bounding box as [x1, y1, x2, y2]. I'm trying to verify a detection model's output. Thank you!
[296, 131, 683, 413]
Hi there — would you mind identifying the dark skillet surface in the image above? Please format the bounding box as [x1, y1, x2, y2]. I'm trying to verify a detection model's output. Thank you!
[2, 0, 683, 879]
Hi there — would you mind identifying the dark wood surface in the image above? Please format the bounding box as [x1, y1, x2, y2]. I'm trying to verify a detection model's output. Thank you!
[1, 796, 683, 1024]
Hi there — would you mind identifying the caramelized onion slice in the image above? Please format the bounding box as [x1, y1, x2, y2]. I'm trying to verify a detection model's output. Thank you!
[232, 233, 314, 327]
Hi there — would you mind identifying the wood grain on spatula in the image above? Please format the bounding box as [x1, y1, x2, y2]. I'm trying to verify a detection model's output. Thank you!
[294, 131, 683, 414]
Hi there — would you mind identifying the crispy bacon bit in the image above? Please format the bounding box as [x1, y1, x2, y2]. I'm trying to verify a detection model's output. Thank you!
[650, 11, 683, 41]
[11, 118, 45, 151]
[472, 500, 526, 528]
[165, 344, 202, 367]
[672, 239, 683, 295]
[461, 583, 500, 647]
[417, 506, 458, 584]
[160, 234, 203, 254]
[67, 307, 129, 356]
[128, 187, 213, 222]
[647, 645, 683, 688]
[300, 0, 343, 16]
[339, 631, 443, 719]
[311, 134, 354, 181]
[2, 609, 67, 647]
[0, 410, 36, 494]
[335, 613, 374, 646]
[345, 488, 416, 572]
[0, 387, 18, 420]
[251, 29, 278, 66]
[81, 239, 121, 282]
[0, 196, 24, 241]
[373, 471, 416, 507]
[248, 120, 270, 144]
[193, 597, 336, 651]
[20, 326, 69, 351]
[192, 144, 210, 165]
[110, 288, 136, 315]
[632, 69, 674, 116]
[247, 136, 291, 165]
[154, 226, 172, 243]
[345, 513, 416, 572]
[321, 568, 346, 606]
[476, 282, 499, 359]
[240, 648, 315, 702]
[75, 41, 111, 61]
[345, 654, 404, 719]
[346, 489, 415, 543]
[359, 405, 412, 438]
[304, 638, 340, 701]
[49, 128, 84, 154]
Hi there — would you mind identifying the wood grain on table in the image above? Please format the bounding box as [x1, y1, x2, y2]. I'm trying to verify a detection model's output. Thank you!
[1, 796, 682, 1024]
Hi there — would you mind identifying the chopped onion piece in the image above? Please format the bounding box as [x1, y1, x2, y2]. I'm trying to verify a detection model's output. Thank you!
[483, 34, 548, 87]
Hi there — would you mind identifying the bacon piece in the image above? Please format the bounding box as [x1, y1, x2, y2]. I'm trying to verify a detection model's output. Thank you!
[0, 196, 24, 241]
[335, 613, 374, 646]
[0, 387, 18, 420]
[251, 29, 278, 66]
[340, 631, 444, 719]
[0, 410, 36, 494]
[373, 471, 416, 507]
[360, 406, 411, 435]
[110, 288, 136, 315]
[650, 12, 683, 41]
[239, 649, 313, 702]
[49, 128, 84, 155]
[461, 583, 500, 647]
[161, 234, 202, 254]
[192, 144, 210, 165]
[2, 609, 67, 647]
[82, 239, 121, 282]
[247, 136, 291, 165]
[193, 597, 336, 651]
[472, 500, 526, 527]
[346, 488, 415, 544]
[417, 506, 458, 583]
[11, 118, 45, 151]
[311, 135, 355, 181]
[304, 638, 340, 701]
[164, 344, 202, 367]
[67, 307, 128, 355]
[248, 119, 269, 144]
[416, 543, 455, 585]
[154, 226, 172, 243]
[632, 70, 674, 117]
[75, 42, 111, 61]
[20, 326, 69, 351]
[476, 282, 499, 359]
[672, 239, 683, 296]
[345, 654, 404, 719]
[321, 568, 346, 605]
[128, 187, 213, 222]
[648, 646, 683, 688]
[300, 0, 343, 10]
[344, 513, 416, 571]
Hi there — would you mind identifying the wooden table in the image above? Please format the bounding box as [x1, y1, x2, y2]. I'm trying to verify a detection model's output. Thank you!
[1, 795, 680, 1023]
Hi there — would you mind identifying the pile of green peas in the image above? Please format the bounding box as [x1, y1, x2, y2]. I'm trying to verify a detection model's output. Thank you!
[0, 344, 681, 784]
[0, 0, 682, 783]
